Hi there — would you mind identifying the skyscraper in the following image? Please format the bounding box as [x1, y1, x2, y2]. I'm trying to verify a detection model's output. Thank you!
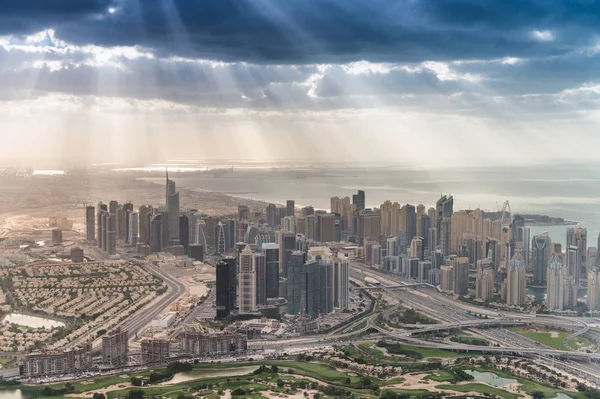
[150, 214, 163, 253]
[475, 259, 494, 301]
[588, 267, 600, 311]
[532, 234, 551, 286]
[436, 195, 453, 256]
[506, 251, 526, 306]
[566, 245, 581, 287]
[546, 253, 565, 311]
[286, 200, 295, 217]
[334, 255, 349, 310]
[166, 172, 180, 245]
[420, 215, 430, 249]
[238, 246, 257, 313]
[85, 205, 95, 242]
[138, 205, 151, 245]
[453, 258, 469, 295]
[287, 251, 307, 315]
[129, 212, 138, 246]
[318, 256, 334, 315]
[102, 328, 128, 367]
[266, 204, 277, 228]
[352, 190, 365, 212]
[440, 265, 454, 292]
[216, 259, 233, 319]
[405, 204, 417, 244]
[279, 231, 296, 278]
[254, 253, 267, 306]
[263, 243, 280, 299]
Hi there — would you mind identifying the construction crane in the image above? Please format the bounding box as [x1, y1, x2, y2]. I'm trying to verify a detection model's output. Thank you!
[499, 200, 512, 233]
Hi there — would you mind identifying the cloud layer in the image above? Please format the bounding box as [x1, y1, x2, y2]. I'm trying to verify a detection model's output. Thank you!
[2, 0, 600, 165]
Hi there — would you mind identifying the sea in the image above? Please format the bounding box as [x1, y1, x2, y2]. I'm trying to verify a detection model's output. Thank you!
[128, 160, 600, 250]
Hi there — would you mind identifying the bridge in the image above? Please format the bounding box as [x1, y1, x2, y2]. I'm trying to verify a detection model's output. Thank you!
[352, 283, 435, 291]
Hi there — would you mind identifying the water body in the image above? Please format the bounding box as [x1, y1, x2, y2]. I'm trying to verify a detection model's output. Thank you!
[158, 366, 260, 385]
[144, 162, 600, 249]
[526, 286, 587, 302]
[0, 390, 30, 399]
[2, 314, 64, 329]
[465, 370, 517, 387]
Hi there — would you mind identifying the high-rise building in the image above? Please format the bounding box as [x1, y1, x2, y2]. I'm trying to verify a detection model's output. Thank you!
[566, 245, 581, 287]
[419, 215, 430, 248]
[475, 259, 494, 301]
[410, 237, 423, 261]
[102, 328, 128, 367]
[318, 256, 334, 316]
[216, 260, 233, 319]
[418, 261, 432, 283]
[427, 227, 438, 255]
[387, 236, 398, 257]
[263, 243, 280, 299]
[216, 222, 226, 254]
[107, 212, 117, 256]
[564, 276, 578, 308]
[319, 213, 336, 242]
[436, 195, 453, 256]
[440, 265, 454, 292]
[254, 253, 267, 306]
[150, 214, 163, 252]
[138, 205, 151, 245]
[506, 251, 526, 306]
[238, 246, 257, 313]
[129, 212, 139, 246]
[266, 204, 277, 228]
[352, 190, 365, 212]
[287, 251, 307, 315]
[166, 172, 180, 245]
[359, 212, 380, 245]
[453, 258, 469, 295]
[85, 205, 95, 242]
[521, 227, 531, 269]
[588, 267, 600, 311]
[334, 255, 349, 310]
[532, 234, 551, 286]
[546, 253, 565, 311]
[279, 231, 296, 278]
[405, 204, 416, 244]
[286, 200, 295, 217]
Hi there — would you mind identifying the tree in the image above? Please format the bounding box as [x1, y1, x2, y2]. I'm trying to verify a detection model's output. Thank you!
[345, 377, 351, 384]
[127, 390, 145, 399]
[277, 379, 285, 388]
[65, 382, 74, 391]
[271, 365, 279, 373]
[93, 394, 106, 399]
[532, 391, 545, 399]
[130, 377, 143, 386]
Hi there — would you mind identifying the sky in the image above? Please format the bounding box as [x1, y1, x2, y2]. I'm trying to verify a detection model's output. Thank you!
[2, 0, 600, 166]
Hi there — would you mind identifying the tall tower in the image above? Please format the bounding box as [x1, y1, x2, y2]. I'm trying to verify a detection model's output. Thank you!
[217, 222, 226, 254]
[85, 205, 95, 242]
[507, 251, 526, 306]
[238, 246, 257, 313]
[436, 195, 453, 256]
[588, 267, 600, 311]
[532, 234, 551, 286]
[166, 169, 180, 245]
[546, 253, 565, 311]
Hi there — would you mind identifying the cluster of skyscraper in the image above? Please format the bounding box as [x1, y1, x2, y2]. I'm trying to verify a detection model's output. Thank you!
[85, 173, 206, 259]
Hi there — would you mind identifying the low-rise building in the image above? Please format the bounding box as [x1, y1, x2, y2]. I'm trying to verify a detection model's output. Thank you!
[179, 326, 247, 357]
[21, 344, 92, 378]
[140, 338, 170, 366]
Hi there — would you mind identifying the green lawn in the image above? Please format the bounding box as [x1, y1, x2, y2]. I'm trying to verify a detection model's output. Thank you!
[450, 335, 490, 346]
[386, 343, 474, 359]
[469, 367, 585, 399]
[422, 370, 455, 382]
[507, 326, 570, 351]
[435, 383, 518, 399]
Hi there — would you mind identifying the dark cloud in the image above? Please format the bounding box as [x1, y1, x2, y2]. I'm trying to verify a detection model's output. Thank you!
[2, 0, 600, 63]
